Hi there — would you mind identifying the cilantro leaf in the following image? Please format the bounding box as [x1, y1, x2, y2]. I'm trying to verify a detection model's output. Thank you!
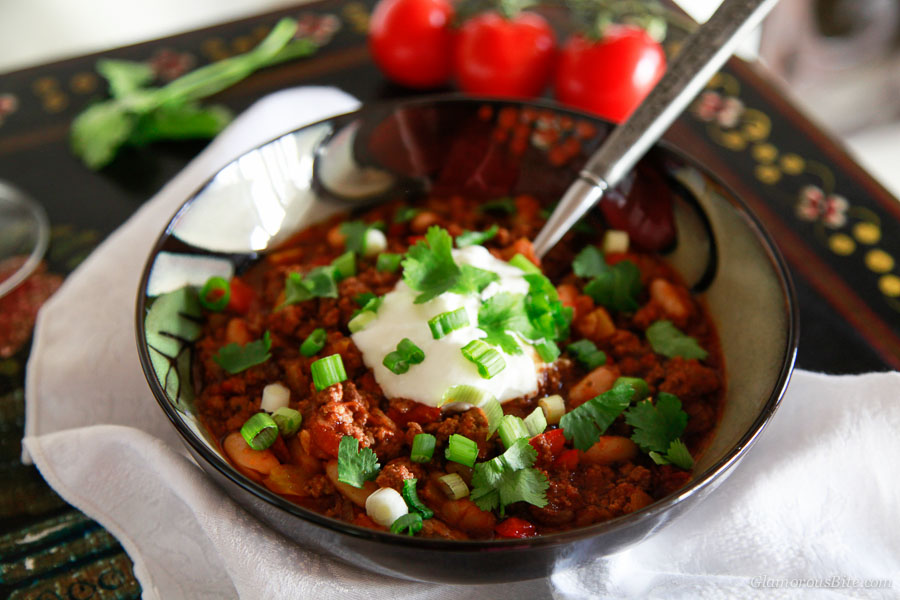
[337, 435, 380, 488]
[402, 226, 462, 304]
[470, 439, 548, 515]
[560, 384, 634, 451]
[213, 331, 272, 374]
[572, 245, 607, 278]
[524, 273, 573, 343]
[625, 393, 688, 453]
[478, 197, 516, 214]
[478, 292, 533, 355]
[649, 438, 694, 470]
[451, 265, 500, 295]
[583, 260, 642, 313]
[456, 225, 499, 248]
[646, 320, 709, 360]
[280, 266, 338, 307]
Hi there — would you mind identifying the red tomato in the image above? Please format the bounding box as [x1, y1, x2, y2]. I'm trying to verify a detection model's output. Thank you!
[387, 402, 442, 427]
[226, 276, 255, 314]
[555, 26, 666, 123]
[453, 11, 556, 98]
[495, 517, 537, 538]
[553, 448, 580, 471]
[529, 428, 566, 456]
[368, 0, 455, 89]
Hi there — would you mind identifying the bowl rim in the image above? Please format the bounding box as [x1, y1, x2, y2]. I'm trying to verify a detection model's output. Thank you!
[135, 94, 799, 551]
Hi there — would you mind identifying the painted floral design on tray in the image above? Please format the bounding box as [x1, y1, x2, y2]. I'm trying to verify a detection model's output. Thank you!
[0, 93, 18, 127]
[295, 12, 342, 45]
[149, 48, 197, 81]
[691, 72, 900, 312]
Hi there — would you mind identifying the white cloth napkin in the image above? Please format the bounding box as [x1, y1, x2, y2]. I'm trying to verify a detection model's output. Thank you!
[23, 86, 900, 599]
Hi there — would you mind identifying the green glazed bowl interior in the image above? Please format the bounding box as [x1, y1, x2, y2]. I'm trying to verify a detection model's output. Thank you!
[136, 96, 797, 583]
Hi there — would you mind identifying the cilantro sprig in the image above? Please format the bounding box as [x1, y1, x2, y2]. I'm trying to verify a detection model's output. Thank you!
[624, 392, 688, 453]
[572, 246, 642, 313]
[456, 225, 499, 248]
[646, 320, 709, 360]
[401, 227, 498, 303]
[559, 382, 635, 451]
[337, 436, 380, 488]
[280, 267, 338, 308]
[649, 439, 694, 470]
[478, 292, 532, 355]
[213, 331, 272, 374]
[469, 439, 548, 515]
[70, 18, 317, 169]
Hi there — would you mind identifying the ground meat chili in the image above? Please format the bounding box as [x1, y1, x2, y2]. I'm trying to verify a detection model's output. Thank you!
[193, 193, 724, 540]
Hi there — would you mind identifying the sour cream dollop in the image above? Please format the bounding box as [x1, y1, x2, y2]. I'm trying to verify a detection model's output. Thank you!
[351, 245, 540, 407]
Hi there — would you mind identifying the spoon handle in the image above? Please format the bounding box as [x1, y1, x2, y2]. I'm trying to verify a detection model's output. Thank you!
[532, 0, 780, 258]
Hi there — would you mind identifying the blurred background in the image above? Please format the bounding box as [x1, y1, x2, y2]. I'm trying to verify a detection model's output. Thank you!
[2, 0, 899, 197]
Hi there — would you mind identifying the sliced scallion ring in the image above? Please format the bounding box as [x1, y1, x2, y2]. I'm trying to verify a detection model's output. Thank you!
[410, 433, 436, 463]
[444, 433, 478, 467]
[396, 338, 424, 364]
[497, 414, 530, 449]
[300, 328, 327, 357]
[509, 253, 541, 274]
[240, 412, 278, 450]
[480, 397, 504, 438]
[461, 339, 506, 379]
[376, 252, 403, 273]
[311, 354, 347, 391]
[199, 276, 230, 312]
[331, 251, 356, 281]
[523, 406, 547, 437]
[538, 394, 566, 425]
[401, 478, 434, 519]
[348, 310, 377, 333]
[428, 307, 470, 339]
[613, 376, 650, 401]
[440, 384, 492, 407]
[438, 473, 469, 500]
[271, 407, 302, 437]
[390, 512, 423, 536]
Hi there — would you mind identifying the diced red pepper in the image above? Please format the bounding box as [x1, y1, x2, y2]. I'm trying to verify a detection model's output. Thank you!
[387, 402, 442, 428]
[529, 428, 566, 456]
[494, 517, 537, 539]
[227, 276, 255, 314]
[553, 448, 580, 471]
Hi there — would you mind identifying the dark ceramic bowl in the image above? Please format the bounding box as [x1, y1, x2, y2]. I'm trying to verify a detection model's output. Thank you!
[136, 97, 798, 584]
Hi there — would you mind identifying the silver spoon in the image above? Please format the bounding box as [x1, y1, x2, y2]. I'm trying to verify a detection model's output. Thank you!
[532, 0, 780, 258]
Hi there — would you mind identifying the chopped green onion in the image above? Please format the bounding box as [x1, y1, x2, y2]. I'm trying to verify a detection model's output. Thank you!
[383, 351, 409, 374]
[533, 339, 560, 362]
[331, 251, 356, 280]
[394, 206, 420, 223]
[481, 397, 504, 438]
[390, 512, 423, 536]
[440, 385, 493, 407]
[410, 433, 436, 463]
[383, 338, 425, 375]
[355, 292, 376, 307]
[438, 473, 470, 499]
[509, 253, 541, 274]
[260, 382, 290, 412]
[300, 328, 327, 357]
[613, 376, 650, 401]
[538, 394, 566, 425]
[351, 295, 383, 319]
[310, 354, 347, 391]
[365, 487, 407, 526]
[401, 478, 434, 519]
[376, 252, 403, 273]
[445, 434, 478, 467]
[602, 230, 630, 254]
[199, 276, 231, 311]
[364, 229, 388, 256]
[455, 224, 499, 248]
[428, 307, 470, 339]
[498, 415, 530, 449]
[567, 339, 607, 370]
[396, 338, 425, 364]
[271, 407, 302, 437]
[461, 339, 506, 379]
[523, 407, 547, 437]
[240, 412, 278, 450]
[348, 310, 377, 333]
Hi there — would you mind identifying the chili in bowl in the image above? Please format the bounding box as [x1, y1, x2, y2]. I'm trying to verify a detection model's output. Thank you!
[136, 97, 797, 583]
